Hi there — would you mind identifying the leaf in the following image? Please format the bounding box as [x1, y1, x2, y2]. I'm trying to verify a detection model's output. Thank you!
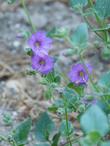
[47, 27, 68, 39]
[98, 71, 110, 88]
[80, 105, 109, 136]
[101, 47, 110, 61]
[101, 141, 110, 146]
[80, 131, 101, 146]
[52, 133, 60, 146]
[70, 0, 88, 7]
[71, 23, 88, 50]
[63, 87, 78, 100]
[24, 48, 33, 56]
[35, 112, 55, 142]
[94, 0, 110, 19]
[12, 118, 32, 146]
[59, 120, 74, 136]
[68, 82, 84, 96]
[63, 87, 79, 110]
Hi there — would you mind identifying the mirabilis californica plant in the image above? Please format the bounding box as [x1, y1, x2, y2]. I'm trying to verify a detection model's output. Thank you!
[1, 0, 110, 146]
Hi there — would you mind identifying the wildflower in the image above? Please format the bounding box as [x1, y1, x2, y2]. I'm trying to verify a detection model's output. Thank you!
[68, 63, 92, 85]
[28, 31, 52, 55]
[31, 53, 54, 74]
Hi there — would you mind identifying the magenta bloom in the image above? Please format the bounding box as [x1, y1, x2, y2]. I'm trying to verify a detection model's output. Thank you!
[68, 63, 92, 85]
[31, 54, 54, 74]
[28, 31, 52, 55]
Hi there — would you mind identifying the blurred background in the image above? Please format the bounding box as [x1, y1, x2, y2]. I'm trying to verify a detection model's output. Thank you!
[0, 0, 110, 145]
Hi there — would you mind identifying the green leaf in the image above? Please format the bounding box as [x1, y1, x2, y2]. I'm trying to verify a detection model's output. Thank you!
[12, 118, 32, 146]
[24, 48, 33, 56]
[88, 131, 101, 143]
[80, 105, 109, 136]
[47, 27, 68, 39]
[71, 23, 88, 50]
[3, 113, 13, 126]
[63, 87, 78, 100]
[94, 0, 110, 19]
[70, 0, 88, 7]
[68, 83, 84, 96]
[101, 47, 110, 61]
[101, 141, 110, 146]
[63, 87, 79, 111]
[44, 87, 54, 99]
[80, 131, 101, 146]
[35, 112, 55, 142]
[52, 133, 60, 146]
[59, 120, 74, 136]
[98, 71, 110, 88]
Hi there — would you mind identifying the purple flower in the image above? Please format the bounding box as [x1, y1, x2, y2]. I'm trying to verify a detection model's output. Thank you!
[31, 53, 54, 74]
[68, 63, 92, 85]
[28, 31, 52, 55]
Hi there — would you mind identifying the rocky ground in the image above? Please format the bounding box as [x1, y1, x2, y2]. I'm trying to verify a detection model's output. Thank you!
[0, 0, 110, 146]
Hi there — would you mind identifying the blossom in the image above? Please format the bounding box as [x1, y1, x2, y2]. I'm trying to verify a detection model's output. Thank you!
[68, 63, 92, 85]
[28, 31, 52, 55]
[31, 53, 54, 74]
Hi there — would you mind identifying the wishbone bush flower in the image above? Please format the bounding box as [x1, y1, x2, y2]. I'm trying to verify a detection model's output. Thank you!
[28, 31, 53, 55]
[68, 63, 92, 85]
[4, 0, 110, 146]
[31, 53, 54, 75]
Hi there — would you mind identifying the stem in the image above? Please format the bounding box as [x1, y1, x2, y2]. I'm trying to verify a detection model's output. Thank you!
[20, 0, 35, 33]
[87, 0, 109, 43]
[80, 10, 104, 40]
[88, 0, 93, 6]
[60, 136, 81, 146]
[63, 99, 72, 146]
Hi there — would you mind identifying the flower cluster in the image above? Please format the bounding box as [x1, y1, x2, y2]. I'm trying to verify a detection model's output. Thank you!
[28, 31, 54, 74]
[28, 31, 92, 84]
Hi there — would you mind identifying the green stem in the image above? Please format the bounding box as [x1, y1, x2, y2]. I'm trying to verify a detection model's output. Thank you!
[20, 0, 35, 33]
[88, 0, 93, 6]
[64, 99, 72, 146]
[80, 8, 104, 40]
[60, 136, 81, 146]
[87, 0, 109, 43]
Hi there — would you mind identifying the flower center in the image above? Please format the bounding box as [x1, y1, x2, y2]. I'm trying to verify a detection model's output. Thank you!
[35, 41, 41, 48]
[39, 59, 46, 65]
[79, 71, 84, 77]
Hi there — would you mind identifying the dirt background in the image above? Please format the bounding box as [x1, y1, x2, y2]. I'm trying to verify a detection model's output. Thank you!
[0, 0, 110, 146]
